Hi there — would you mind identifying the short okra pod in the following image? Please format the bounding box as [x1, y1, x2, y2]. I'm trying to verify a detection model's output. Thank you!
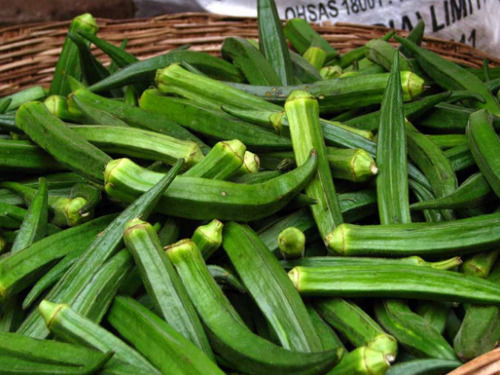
[278, 227, 306, 259]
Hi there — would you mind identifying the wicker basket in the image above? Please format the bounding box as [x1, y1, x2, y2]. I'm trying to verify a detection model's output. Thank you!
[0, 12, 499, 375]
[0, 12, 499, 96]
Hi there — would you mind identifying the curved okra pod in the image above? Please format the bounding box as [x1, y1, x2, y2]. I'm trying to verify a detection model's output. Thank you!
[467, 109, 500, 198]
[315, 297, 397, 361]
[223, 222, 322, 352]
[288, 264, 500, 304]
[104, 151, 317, 221]
[285, 90, 343, 247]
[124, 220, 214, 357]
[167, 238, 342, 374]
[374, 299, 457, 360]
[39, 300, 160, 374]
[108, 296, 224, 375]
[327, 212, 500, 257]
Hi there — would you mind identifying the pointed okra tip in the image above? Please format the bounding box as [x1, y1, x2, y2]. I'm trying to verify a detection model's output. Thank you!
[325, 223, 350, 255]
[39, 300, 67, 329]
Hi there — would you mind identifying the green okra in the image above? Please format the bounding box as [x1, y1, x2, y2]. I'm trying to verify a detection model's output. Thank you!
[44, 95, 86, 123]
[207, 264, 247, 293]
[22, 250, 80, 310]
[418, 102, 500, 131]
[108, 296, 224, 375]
[316, 297, 397, 361]
[10, 178, 47, 253]
[416, 302, 450, 334]
[374, 299, 457, 360]
[39, 300, 160, 374]
[235, 151, 260, 175]
[78, 30, 138, 68]
[283, 18, 338, 61]
[281, 255, 462, 271]
[222, 37, 282, 86]
[411, 172, 492, 211]
[229, 71, 425, 112]
[124, 221, 213, 357]
[394, 35, 500, 116]
[69, 183, 101, 220]
[71, 89, 206, 150]
[257, 0, 294, 86]
[139, 91, 290, 151]
[328, 212, 500, 257]
[17, 160, 183, 339]
[467, 109, 500, 198]
[16, 102, 111, 182]
[167, 237, 342, 375]
[0, 139, 63, 172]
[399, 20, 425, 58]
[463, 249, 500, 279]
[50, 13, 98, 96]
[319, 65, 342, 80]
[89, 50, 244, 93]
[0, 215, 114, 300]
[375, 52, 411, 225]
[326, 347, 389, 375]
[157, 217, 180, 247]
[406, 120, 458, 220]
[183, 139, 245, 179]
[0, 201, 26, 228]
[444, 144, 475, 172]
[289, 264, 500, 303]
[303, 47, 327, 70]
[278, 227, 306, 259]
[70, 125, 203, 168]
[0, 98, 11, 114]
[427, 134, 467, 149]
[285, 90, 343, 247]
[223, 222, 322, 352]
[365, 39, 413, 72]
[306, 305, 345, 352]
[155, 63, 280, 112]
[385, 358, 461, 375]
[105, 151, 317, 221]
[345, 91, 450, 131]
[191, 219, 223, 260]
[0, 86, 46, 112]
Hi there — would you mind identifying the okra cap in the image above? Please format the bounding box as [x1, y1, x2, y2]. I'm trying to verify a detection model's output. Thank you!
[278, 227, 306, 259]
[71, 13, 98, 35]
[325, 223, 351, 255]
[39, 299, 67, 329]
[401, 71, 425, 101]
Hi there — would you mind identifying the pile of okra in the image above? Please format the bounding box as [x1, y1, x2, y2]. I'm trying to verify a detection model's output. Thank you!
[1, 0, 500, 373]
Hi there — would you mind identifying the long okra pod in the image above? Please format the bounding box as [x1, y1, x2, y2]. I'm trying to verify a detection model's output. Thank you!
[124, 220, 214, 357]
[288, 264, 500, 303]
[285, 90, 343, 247]
[223, 222, 322, 352]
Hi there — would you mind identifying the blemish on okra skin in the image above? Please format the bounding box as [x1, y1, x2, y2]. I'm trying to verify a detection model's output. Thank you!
[221, 191, 227, 197]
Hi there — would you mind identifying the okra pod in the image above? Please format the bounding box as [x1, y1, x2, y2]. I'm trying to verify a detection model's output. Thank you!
[0, 86, 46, 112]
[303, 47, 327, 70]
[289, 264, 500, 303]
[44, 95, 86, 123]
[78, 30, 138, 68]
[207, 264, 246, 293]
[365, 39, 412, 72]
[375, 52, 411, 225]
[167, 237, 342, 374]
[0, 140, 63, 172]
[108, 296, 224, 375]
[278, 227, 306, 259]
[68, 95, 130, 127]
[285, 90, 343, 247]
[427, 134, 467, 149]
[328, 212, 500, 257]
[385, 358, 461, 375]
[463, 249, 500, 278]
[444, 144, 475, 172]
[124, 221, 213, 357]
[307, 305, 345, 352]
[223, 222, 322, 352]
[105, 151, 317, 221]
[326, 147, 378, 182]
[416, 301, 450, 334]
[326, 347, 389, 375]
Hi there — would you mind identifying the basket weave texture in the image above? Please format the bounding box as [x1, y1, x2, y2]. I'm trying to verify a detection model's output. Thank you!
[1, 12, 499, 96]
